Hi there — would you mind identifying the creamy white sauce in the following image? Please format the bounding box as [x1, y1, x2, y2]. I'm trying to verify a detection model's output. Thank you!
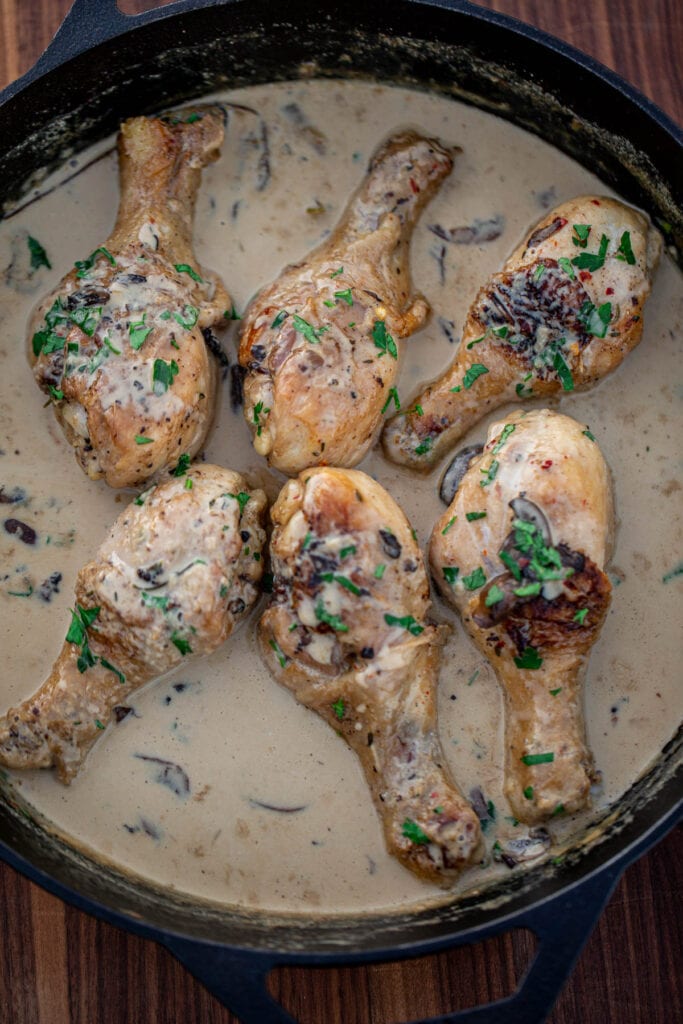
[0, 79, 681, 914]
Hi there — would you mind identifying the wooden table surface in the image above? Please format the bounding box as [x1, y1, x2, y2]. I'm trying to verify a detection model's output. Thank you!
[0, 1, 680, 1022]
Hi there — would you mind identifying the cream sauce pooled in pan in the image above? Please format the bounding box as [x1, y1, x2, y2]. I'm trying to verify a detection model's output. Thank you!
[0, 79, 681, 913]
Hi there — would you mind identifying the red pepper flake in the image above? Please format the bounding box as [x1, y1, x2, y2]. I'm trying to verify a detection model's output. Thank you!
[591, 199, 601, 205]
[409, 178, 420, 194]
[579, 270, 592, 282]
[541, 459, 553, 470]
[605, 287, 614, 295]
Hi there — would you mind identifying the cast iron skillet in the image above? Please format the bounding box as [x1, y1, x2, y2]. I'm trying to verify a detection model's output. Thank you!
[0, 2, 681, 1022]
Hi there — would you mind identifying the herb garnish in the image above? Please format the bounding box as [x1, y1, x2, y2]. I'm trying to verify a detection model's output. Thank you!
[135, 434, 154, 445]
[442, 566, 459, 585]
[28, 236, 51, 270]
[320, 572, 362, 596]
[372, 320, 398, 359]
[521, 751, 554, 765]
[615, 230, 636, 264]
[293, 314, 327, 344]
[315, 601, 348, 632]
[330, 266, 344, 278]
[479, 459, 499, 487]
[171, 631, 193, 655]
[514, 646, 543, 670]
[253, 400, 270, 436]
[463, 363, 489, 389]
[171, 453, 191, 477]
[573, 608, 589, 624]
[174, 263, 203, 283]
[269, 638, 288, 668]
[462, 567, 486, 590]
[75, 246, 116, 278]
[582, 429, 596, 442]
[224, 305, 241, 320]
[492, 423, 516, 454]
[373, 564, 386, 580]
[466, 511, 486, 522]
[152, 358, 179, 394]
[571, 224, 590, 248]
[578, 299, 612, 338]
[442, 516, 457, 535]
[173, 305, 199, 330]
[572, 233, 609, 272]
[414, 437, 433, 456]
[381, 386, 401, 414]
[339, 545, 356, 560]
[557, 256, 575, 280]
[384, 613, 424, 636]
[334, 288, 353, 306]
[553, 350, 574, 392]
[523, 786, 534, 800]
[129, 314, 152, 350]
[331, 698, 345, 720]
[550, 687, 563, 697]
[65, 606, 124, 682]
[485, 584, 504, 606]
[271, 310, 288, 329]
[402, 819, 430, 844]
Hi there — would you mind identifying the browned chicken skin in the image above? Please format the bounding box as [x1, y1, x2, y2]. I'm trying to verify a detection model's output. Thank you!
[259, 467, 483, 884]
[429, 409, 614, 824]
[30, 107, 231, 487]
[383, 195, 662, 469]
[239, 132, 454, 475]
[0, 465, 266, 782]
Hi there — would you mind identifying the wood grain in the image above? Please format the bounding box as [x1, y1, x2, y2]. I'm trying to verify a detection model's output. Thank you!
[0, 2, 680, 1022]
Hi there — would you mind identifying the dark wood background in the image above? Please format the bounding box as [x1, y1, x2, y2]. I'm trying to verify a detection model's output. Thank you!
[0, 1, 680, 1022]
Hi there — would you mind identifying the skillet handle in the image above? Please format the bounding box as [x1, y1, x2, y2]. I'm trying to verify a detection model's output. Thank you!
[21, 0, 234, 79]
[160, 941, 295, 1024]
[161, 869, 616, 1024]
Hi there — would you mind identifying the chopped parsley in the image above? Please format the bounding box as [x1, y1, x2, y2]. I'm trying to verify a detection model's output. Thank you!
[578, 300, 612, 338]
[171, 453, 191, 477]
[334, 288, 353, 306]
[572, 232, 609, 272]
[414, 437, 433, 456]
[441, 516, 457, 535]
[499, 550, 522, 580]
[442, 566, 459, 585]
[49, 386, 64, 401]
[65, 605, 124, 681]
[331, 698, 345, 720]
[533, 262, 546, 283]
[152, 358, 179, 394]
[253, 400, 270, 436]
[514, 582, 542, 597]
[492, 423, 516, 454]
[293, 314, 327, 344]
[95, 719, 105, 730]
[462, 567, 486, 590]
[171, 631, 193, 656]
[515, 374, 534, 399]
[372, 320, 398, 359]
[74, 246, 116, 278]
[271, 310, 288, 329]
[573, 608, 589, 624]
[134, 434, 154, 445]
[479, 460, 499, 488]
[339, 545, 356, 560]
[557, 256, 575, 280]
[373, 563, 386, 580]
[463, 363, 489, 389]
[269, 638, 288, 668]
[582, 429, 596, 442]
[485, 583, 504, 606]
[514, 646, 543, 670]
[129, 314, 152, 350]
[173, 304, 199, 330]
[381, 386, 401, 414]
[550, 687, 563, 697]
[523, 786, 534, 800]
[466, 511, 487, 521]
[662, 563, 683, 583]
[141, 593, 169, 611]
[553, 350, 574, 391]
[330, 266, 344, 278]
[615, 230, 636, 264]
[315, 602, 348, 632]
[28, 236, 51, 270]
[402, 818, 430, 845]
[321, 572, 362, 596]
[521, 751, 554, 765]
[224, 305, 241, 320]
[384, 613, 424, 636]
[571, 224, 591, 248]
[100, 658, 125, 685]
[174, 263, 203, 283]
